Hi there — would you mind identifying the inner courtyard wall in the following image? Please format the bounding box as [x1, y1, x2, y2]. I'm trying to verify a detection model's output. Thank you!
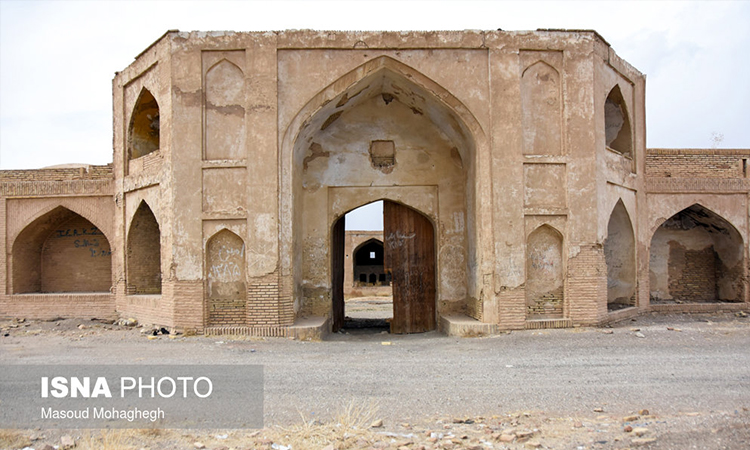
[343, 231, 390, 299]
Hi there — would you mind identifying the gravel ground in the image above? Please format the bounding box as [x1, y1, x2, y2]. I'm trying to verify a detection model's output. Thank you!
[1, 311, 749, 449]
[345, 296, 393, 320]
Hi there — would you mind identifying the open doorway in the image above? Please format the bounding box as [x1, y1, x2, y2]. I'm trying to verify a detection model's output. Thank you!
[332, 200, 437, 334]
[334, 201, 392, 332]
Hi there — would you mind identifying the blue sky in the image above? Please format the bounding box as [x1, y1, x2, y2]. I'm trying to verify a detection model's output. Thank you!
[1, 1, 748, 229]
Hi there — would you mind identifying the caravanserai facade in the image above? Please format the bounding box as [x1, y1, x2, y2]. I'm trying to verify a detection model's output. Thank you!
[1, 30, 747, 336]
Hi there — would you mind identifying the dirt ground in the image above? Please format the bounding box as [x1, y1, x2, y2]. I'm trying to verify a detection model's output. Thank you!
[1, 309, 749, 449]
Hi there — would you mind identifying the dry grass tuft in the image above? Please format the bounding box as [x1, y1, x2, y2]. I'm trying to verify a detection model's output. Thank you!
[0, 401, 383, 450]
[263, 399, 381, 449]
[76, 430, 137, 450]
[135, 426, 164, 438]
[0, 429, 30, 449]
[334, 399, 381, 430]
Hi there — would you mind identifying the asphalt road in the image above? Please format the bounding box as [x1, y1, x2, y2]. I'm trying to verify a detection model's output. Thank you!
[2, 313, 749, 427]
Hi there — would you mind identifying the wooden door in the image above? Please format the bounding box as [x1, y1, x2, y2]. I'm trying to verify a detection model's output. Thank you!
[384, 201, 436, 333]
[331, 216, 345, 332]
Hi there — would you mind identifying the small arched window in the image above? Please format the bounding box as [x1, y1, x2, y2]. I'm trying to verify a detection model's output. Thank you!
[604, 85, 633, 157]
[128, 88, 160, 160]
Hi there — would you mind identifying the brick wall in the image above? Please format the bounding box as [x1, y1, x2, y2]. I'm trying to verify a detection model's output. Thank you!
[668, 242, 718, 301]
[1, 165, 116, 319]
[0, 293, 115, 320]
[527, 287, 564, 317]
[115, 281, 173, 328]
[646, 149, 749, 178]
[168, 281, 203, 329]
[115, 280, 204, 330]
[247, 272, 283, 325]
[127, 150, 163, 176]
[497, 288, 525, 330]
[209, 299, 246, 325]
[11, 206, 112, 294]
[466, 296, 481, 321]
[566, 244, 608, 324]
[0, 165, 113, 182]
[41, 215, 112, 292]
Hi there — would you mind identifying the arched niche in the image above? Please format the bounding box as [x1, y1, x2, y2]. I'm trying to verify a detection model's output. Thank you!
[128, 88, 160, 160]
[12, 206, 112, 293]
[521, 61, 562, 155]
[604, 200, 636, 309]
[604, 85, 633, 157]
[205, 60, 246, 160]
[206, 229, 246, 326]
[526, 224, 564, 318]
[126, 201, 161, 294]
[649, 204, 744, 303]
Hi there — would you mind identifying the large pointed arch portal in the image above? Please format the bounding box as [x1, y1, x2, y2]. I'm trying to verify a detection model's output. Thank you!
[285, 56, 479, 333]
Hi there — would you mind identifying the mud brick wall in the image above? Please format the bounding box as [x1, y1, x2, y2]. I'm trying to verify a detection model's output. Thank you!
[497, 288, 525, 330]
[0, 165, 113, 182]
[41, 215, 112, 292]
[0, 293, 115, 320]
[527, 287, 564, 317]
[646, 149, 748, 178]
[128, 150, 162, 176]
[566, 244, 608, 324]
[467, 297, 481, 321]
[247, 272, 284, 325]
[668, 242, 718, 301]
[209, 299, 246, 326]
[167, 281, 203, 329]
[1, 165, 113, 199]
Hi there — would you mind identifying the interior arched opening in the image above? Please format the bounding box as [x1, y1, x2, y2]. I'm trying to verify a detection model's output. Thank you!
[649, 204, 744, 303]
[12, 206, 112, 294]
[605, 200, 637, 311]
